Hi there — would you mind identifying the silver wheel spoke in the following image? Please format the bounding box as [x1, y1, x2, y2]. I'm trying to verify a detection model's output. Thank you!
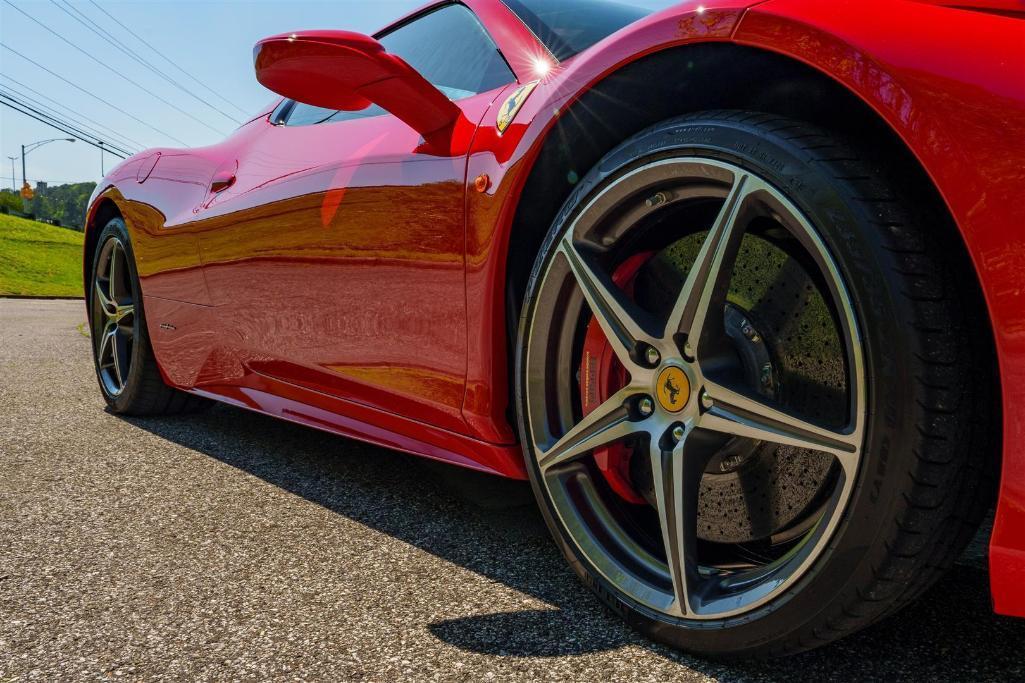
[560, 237, 652, 369]
[95, 281, 116, 318]
[110, 329, 124, 388]
[539, 385, 644, 472]
[108, 244, 120, 303]
[649, 425, 703, 617]
[700, 380, 859, 471]
[97, 322, 115, 367]
[663, 174, 751, 347]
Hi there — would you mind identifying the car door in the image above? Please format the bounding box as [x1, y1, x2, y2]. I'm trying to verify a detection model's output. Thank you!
[191, 4, 517, 434]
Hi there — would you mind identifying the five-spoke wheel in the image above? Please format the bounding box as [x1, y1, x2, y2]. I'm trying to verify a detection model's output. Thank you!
[92, 236, 135, 397]
[525, 157, 864, 619]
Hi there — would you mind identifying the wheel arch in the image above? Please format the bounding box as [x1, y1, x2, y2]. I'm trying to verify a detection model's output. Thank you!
[507, 41, 981, 329]
[83, 192, 125, 296]
[501, 39, 999, 503]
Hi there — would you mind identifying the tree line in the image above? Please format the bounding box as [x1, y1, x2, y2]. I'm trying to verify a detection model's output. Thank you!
[0, 182, 98, 231]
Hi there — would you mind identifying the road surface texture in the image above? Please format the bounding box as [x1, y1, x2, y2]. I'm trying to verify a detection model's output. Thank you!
[1, 298, 1022, 681]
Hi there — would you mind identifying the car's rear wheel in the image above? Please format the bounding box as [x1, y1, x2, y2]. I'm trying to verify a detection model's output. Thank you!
[514, 111, 994, 657]
[89, 217, 207, 415]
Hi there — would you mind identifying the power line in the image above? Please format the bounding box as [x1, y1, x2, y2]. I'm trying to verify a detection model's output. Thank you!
[0, 93, 131, 161]
[0, 42, 189, 146]
[55, 0, 238, 125]
[0, 88, 135, 157]
[49, 0, 240, 125]
[1, 72, 145, 150]
[0, 87, 136, 157]
[1, 93, 129, 159]
[86, 0, 250, 119]
[2, 0, 226, 137]
[1, 99, 127, 161]
[0, 78, 142, 155]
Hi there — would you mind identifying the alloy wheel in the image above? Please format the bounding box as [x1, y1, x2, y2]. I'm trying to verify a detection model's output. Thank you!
[524, 158, 866, 619]
[92, 236, 135, 397]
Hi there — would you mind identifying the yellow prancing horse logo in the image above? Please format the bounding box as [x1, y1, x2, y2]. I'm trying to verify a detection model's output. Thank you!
[496, 81, 539, 134]
[656, 366, 690, 413]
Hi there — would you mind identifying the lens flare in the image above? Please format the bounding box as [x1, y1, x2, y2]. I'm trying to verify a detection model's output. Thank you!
[532, 56, 553, 78]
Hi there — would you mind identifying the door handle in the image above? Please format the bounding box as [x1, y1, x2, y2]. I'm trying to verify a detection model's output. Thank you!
[210, 171, 236, 193]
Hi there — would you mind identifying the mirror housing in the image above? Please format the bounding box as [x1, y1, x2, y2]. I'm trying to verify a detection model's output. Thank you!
[254, 31, 461, 145]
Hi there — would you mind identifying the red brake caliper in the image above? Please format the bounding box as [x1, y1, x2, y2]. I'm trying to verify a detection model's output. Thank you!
[578, 251, 653, 505]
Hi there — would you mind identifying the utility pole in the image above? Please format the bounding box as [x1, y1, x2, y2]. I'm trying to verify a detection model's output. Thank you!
[6, 156, 15, 191]
[99, 142, 104, 176]
[19, 138, 76, 195]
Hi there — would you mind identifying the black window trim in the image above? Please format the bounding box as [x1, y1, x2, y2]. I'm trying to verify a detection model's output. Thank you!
[498, 0, 564, 64]
[499, 0, 655, 63]
[375, 1, 517, 89]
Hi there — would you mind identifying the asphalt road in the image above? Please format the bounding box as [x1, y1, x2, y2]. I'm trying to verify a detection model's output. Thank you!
[1, 298, 1022, 682]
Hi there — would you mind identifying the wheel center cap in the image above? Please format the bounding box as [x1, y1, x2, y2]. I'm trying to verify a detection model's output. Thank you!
[655, 366, 690, 413]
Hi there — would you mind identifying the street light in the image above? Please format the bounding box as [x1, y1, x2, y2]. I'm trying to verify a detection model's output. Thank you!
[20, 137, 76, 189]
[6, 156, 17, 191]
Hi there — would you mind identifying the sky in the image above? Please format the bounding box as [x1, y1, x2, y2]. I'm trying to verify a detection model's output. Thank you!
[0, 0, 424, 189]
[0, 0, 673, 189]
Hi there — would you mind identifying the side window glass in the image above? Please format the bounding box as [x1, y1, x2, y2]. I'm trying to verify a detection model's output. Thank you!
[284, 4, 513, 127]
[286, 103, 387, 127]
[379, 4, 514, 97]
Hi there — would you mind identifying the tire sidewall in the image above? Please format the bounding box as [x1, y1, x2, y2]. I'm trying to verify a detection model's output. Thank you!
[515, 114, 918, 656]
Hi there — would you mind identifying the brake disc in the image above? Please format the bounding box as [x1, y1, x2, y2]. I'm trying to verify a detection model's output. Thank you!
[629, 231, 847, 545]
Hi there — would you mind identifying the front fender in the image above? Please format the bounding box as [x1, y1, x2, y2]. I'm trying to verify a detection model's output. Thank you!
[459, 1, 758, 442]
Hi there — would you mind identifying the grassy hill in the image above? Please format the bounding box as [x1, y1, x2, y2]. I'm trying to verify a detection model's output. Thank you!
[0, 213, 84, 297]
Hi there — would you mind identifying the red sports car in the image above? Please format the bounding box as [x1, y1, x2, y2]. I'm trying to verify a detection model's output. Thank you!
[83, 0, 1025, 657]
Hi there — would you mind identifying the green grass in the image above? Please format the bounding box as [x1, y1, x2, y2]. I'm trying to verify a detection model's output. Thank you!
[0, 213, 84, 297]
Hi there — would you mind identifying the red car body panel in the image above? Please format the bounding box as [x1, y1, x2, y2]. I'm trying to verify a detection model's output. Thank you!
[85, 0, 1025, 615]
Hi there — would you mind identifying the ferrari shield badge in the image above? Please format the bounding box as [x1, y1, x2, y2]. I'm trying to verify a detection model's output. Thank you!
[496, 81, 539, 134]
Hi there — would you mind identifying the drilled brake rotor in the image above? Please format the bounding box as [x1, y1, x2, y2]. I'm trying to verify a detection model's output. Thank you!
[581, 231, 847, 545]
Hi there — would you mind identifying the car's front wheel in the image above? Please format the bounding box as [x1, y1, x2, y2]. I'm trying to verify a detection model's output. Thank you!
[515, 111, 994, 656]
[89, 217, 206, 415]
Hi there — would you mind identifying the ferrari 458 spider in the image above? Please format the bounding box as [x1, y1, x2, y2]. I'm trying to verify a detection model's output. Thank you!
[84, 0, 1025, 657]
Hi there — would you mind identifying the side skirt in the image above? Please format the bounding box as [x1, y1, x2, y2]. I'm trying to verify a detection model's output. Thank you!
[188, 375, 527, 480]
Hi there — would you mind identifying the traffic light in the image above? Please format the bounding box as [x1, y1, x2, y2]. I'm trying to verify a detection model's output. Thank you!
[20, 182, 33, 201]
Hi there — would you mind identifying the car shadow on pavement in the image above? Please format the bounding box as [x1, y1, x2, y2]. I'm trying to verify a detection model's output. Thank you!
[124, 403, 1025, 680]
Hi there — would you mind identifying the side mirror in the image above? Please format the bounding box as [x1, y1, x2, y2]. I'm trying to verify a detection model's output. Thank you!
[254, 31, 461, 145]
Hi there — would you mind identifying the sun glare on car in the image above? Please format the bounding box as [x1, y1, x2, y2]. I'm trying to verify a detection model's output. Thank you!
[532, 55, 553, 78]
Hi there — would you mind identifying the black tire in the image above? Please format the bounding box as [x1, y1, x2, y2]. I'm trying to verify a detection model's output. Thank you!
[514, 111, 995, 657]
[88, 217, 208, 416]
